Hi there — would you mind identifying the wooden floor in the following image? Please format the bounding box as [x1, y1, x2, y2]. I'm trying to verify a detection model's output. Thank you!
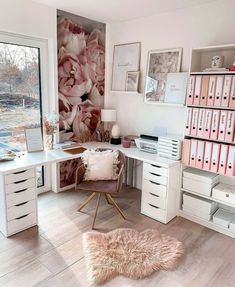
[0, 188, 235, 287]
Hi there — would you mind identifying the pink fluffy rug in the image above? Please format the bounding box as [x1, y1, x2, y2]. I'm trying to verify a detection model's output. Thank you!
[83, 228, 184, 286]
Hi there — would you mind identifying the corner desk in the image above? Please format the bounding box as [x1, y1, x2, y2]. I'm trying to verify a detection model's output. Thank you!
[0, 142, 181, 237]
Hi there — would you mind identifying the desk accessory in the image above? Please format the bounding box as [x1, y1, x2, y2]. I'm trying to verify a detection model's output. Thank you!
[101, 109, 116, 142]
[44, 112, 58, 149]
[25, 127, 44, 152]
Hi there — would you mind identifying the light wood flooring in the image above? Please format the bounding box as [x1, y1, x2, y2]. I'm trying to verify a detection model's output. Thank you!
[0, 187, 235, 287]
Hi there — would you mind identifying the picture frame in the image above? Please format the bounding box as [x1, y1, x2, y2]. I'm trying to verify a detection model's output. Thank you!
[126, 71, 140, 92]
[144, 48, 182, 104]
[25, 127, 44, 152]
[164, 72, 188, 105]
[111, 42, 141, 91]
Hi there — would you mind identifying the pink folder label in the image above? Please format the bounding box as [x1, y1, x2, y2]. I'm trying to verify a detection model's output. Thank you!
[218, 111, 227, 141]
[211, 110, 220, 140]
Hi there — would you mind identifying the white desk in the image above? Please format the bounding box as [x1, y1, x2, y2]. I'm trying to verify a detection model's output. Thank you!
[0, 142, 181, 237]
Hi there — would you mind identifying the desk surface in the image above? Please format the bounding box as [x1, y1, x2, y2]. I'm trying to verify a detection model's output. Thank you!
[0, 142, 179, 174]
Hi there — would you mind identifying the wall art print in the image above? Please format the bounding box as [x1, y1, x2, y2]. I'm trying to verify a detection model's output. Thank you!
[144, 48, 182, 104]
[57, 10, 105, 190]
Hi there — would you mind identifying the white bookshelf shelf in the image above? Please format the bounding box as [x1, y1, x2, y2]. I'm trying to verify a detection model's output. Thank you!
[187, 104, 235, 110]
[185, 135, 235, 145]
[190, 71, 235, 75]
[178, 209, 235, 239]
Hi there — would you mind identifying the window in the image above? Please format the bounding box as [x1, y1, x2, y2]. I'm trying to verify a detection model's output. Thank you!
[0, 33, 51, 192]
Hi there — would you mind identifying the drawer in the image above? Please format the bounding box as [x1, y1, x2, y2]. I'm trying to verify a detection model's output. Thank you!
[142, 190, 166, 209]
[7, 200, 37, 221]
[141, 201, 166, 223]
[4, 169, 35, 185]
[7, 212, 37, 236]
[143, 171, 167, 186]
[142, 179, 167, 198]
[143, 162, 168, 177]
[6, 187, 36, 207]
[5, 178, 36, 194]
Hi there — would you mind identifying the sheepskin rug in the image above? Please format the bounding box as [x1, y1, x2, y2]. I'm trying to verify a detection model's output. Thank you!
[83, 228, 184, 286]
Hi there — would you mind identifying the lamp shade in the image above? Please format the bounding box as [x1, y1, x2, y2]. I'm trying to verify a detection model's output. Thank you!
[101, 109, 116, 122]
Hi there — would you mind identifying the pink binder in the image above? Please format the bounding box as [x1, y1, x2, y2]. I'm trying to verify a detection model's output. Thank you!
[196, 141, 205, 169]
[207, 76, 217, 106]
[210, 110, 220, 140]
[203, 109, 212, 139]
[218, 110, 228, 141]
[200, 76, 209, 106]
[214, 75, 224, 106]
[191, 108, 199, 136]
[229, 76, 235, 108]
[225, 111, 235, 142]
[186, 75, 195, 105]
[185, 108, 193, 136]
[221, 75, 232, 107]
[182, 139, 191, 165]
[189, 140, 197, 167]
[210, 143, 221, 173]
[218, 144, 229, 174]
[193, 76, 202, 105]
[203, 142, 213, 170]
[197, 109, 205, 138]
[225, 145, 235, 176]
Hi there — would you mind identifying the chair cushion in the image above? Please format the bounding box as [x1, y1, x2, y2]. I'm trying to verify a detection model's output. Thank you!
[82, 149, 119, 181]
[77, 180, 118, 194]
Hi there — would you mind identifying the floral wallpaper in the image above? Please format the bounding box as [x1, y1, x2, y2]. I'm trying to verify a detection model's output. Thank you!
[57, 10, 105, 189]
[57, 10, 105, 143]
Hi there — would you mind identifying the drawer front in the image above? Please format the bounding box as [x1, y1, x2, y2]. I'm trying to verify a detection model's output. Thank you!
[7, 212, 37, 236]
[6, 187, 36, 207]
[142, 179, 167, 198]
[5, 178, 36, 194]
[143, 162, 168, 177]
[7, 200, 37, 221]
[4, 169, 35, 185]
[143, 171, 167, 186]
[141, 201, 166, 223]
[142, 190, 166, 209]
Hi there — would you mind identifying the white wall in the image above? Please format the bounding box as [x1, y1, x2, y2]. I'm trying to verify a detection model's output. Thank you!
[105, 0, 235, 137]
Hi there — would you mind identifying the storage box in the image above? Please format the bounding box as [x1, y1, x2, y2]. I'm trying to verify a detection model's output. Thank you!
[212, 183, 235, 205]
[183, 168, 219, 196]
[183, 167, 219, 184]
[213, 208, 235, 228]
[182, 204, 212, 221]
[229, 217, 235, 231]
[183, 193, 217, 215]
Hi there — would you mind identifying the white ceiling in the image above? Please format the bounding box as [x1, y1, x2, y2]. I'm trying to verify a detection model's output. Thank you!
[33, 0, 216, 23]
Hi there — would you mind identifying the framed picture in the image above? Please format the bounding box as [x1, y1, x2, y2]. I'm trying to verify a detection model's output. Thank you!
[126, 71, 140, 92]
[25, 128, 44, 152]
[111, 42, 141, 91]
[165, 72, 188, 104]
[144, 48, 182, 104]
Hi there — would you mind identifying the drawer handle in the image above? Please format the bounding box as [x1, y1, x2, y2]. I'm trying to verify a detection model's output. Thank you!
[14, 189, 27, 194]
[150, 172, 160, 177]
[15, 201, 28, 207]
[13, 170, 27, 175]
[151, 164, 162, 168]
[149, 203, 159, 209]
[150, 192, 159, 198]
[15, 214, 29, 220]
[13, 179, 27, 184]
[150, 181, 160, 186]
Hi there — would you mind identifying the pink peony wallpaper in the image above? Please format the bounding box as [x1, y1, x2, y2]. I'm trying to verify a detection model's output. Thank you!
[57, 10, 105, 189]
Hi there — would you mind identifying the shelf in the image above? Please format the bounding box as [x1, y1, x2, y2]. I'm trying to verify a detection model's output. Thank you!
[190, 71, 235, 75]
[178, 209, 235, 239]
[187, 105, 235, 111]
[185, 135, 235, 145]
[181, 188, 235, 209]
[182, 163, 235, 178]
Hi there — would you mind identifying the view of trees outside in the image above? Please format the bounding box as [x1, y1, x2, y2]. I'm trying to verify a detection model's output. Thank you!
[0, 42, 41, 152]
[0, 42, 43, 186]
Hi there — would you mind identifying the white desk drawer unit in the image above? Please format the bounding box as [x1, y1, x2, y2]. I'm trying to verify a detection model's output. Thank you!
[0, 168, 38, 237]
[141, 161, 181, 224]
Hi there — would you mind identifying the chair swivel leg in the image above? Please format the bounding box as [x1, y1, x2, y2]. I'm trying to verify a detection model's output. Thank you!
[92, 193, 101, 229]
[107, 194, 126, 220]
[78, 192, 96, 212]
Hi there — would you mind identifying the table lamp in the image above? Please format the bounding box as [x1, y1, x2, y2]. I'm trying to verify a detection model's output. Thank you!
[101, 109, 117, 142]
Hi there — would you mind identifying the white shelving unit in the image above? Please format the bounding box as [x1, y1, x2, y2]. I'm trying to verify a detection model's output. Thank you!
[180, 44, 235, 238]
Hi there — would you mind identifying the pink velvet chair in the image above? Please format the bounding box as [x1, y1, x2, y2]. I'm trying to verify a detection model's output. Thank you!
[75, 149, 126, 229]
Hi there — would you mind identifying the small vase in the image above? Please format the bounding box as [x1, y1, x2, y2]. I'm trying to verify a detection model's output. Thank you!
[45, 134, 54, 150]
